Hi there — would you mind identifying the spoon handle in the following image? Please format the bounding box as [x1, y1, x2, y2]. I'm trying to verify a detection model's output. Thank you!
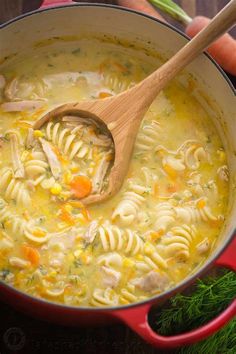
[136, 0, 236, 107]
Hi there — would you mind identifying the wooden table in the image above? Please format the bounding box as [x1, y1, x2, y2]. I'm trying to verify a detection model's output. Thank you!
[0, 1, 235, 353]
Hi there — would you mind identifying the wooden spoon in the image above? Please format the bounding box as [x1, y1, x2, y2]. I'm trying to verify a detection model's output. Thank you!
[34, 0, 236, 205]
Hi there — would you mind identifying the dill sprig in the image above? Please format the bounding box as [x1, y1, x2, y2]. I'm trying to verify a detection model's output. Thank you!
[149, 0, 192, 25]
[179, 320, 236, 354]
[151, 271, 236, 353]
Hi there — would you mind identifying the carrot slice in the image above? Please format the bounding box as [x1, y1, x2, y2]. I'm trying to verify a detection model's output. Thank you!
[99, 92, 113, 99]
[22, 245, 40, 267]
[70, 175, 92, 199]
[59, 209, 75, 225]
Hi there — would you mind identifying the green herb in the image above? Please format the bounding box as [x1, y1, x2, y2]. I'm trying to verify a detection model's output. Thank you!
[149, 0, 192, 25]
[0, 268, 11, 280]
[152, 271, 236, 353]
[74, 259, 82, 268]
[72, 48, 81, 55]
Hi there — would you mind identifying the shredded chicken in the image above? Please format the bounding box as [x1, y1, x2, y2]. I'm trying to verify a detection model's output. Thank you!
[136, 270, 170, 292]
[1, 100, 44, 112]
[9, 133, 25, 178]
[84, 134, 112, 147]
[92, 151, 112, 193]
[4, 77, 19, 100]
[39, 138, 61, 179]
[217, 165, 229, 182]
[101, 266, 121, 288]
[197, 238, 210, 255]
[62, 115, 101, 129]
[0, 75, 6, 90]
[26, 128, 36, 149]
[84, 220, 98, 244]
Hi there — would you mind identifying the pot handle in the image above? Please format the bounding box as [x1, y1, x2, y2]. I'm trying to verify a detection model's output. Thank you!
[114, 238, 236, 348]
[40, 0, 75, 9]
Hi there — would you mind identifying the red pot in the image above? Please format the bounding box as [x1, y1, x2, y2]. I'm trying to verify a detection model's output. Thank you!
[0, 0, 235, 348]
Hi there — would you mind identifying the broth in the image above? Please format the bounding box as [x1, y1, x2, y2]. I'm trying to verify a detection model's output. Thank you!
[0, 39, 229, 306]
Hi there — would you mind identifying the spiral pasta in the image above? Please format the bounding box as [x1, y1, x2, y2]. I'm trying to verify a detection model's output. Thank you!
[161, 224, 196, 260]
[45, 121, 91, 160]
[0, 167, 31, 206]
[135, 120, 162, 152]
[98, 222, 143, 255]
[103, 72, 133, 93]
[112, 180, 146, 225]
[25, 151, 49, 180]
[90, 288, 118, 307]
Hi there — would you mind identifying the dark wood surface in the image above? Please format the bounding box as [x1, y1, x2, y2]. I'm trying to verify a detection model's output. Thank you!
[0, 1, 235, 353]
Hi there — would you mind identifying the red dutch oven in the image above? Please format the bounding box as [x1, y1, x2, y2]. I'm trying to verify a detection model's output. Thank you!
[0, 0, 235, 348]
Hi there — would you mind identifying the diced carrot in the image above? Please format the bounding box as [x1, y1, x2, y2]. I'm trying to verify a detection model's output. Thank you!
[167, 184, 178, 194]
[197, 198, 206, 209]
[81, 207, 91, 221]
[52, 145, 67, 164]
[98, 92, 113, 99]
[70, 176, 92, 199]
[59, 208, 75, 225]
[149, 230, 163, 242]
[22, 245, 40, 267]
[163, 164, 177, 179]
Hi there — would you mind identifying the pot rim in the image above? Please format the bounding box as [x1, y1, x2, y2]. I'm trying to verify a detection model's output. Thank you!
[0, 3, 235, 313]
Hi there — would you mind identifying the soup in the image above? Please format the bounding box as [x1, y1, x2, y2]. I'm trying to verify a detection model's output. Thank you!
[0, 39, 229, 307]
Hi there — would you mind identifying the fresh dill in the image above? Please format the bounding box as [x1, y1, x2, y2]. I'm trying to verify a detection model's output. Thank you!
[151, 270, 236, 353]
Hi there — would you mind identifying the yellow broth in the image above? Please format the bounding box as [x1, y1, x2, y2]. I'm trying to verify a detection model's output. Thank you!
[0, 39, 229, 306]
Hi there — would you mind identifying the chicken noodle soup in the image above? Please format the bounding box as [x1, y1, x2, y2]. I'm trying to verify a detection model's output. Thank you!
[0, 39, 229, 306]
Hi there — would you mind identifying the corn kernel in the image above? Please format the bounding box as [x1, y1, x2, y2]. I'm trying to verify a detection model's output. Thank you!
[32, 228, 46, 237]
[34, 130, 44, 138]
[74, 249, 82, 258]
[123, 258, 134, 268]
[70, 165, 79, 173]
[149, 231, 163, 242]
[64, 203, 73, 213]
[80, 253, 91, 265]
[136, 254, 144, 261]
[163, 163, 177, 179]
[144, 242, 154, 255]
[64, 171, 72, 184]
[50, 183, 62, 195]
[119, 296, 129, 305]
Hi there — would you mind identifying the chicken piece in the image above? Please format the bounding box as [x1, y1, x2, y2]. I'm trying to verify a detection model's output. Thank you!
[101, 266, 121, 288]
[84, 220, 98, 244]
[84, 133, 112, 147]
[197, 238, 210, 255]
[1, 100, 44, 112]
[136, 270, 170, 292]
[92, 152, 113, 193]
[217, 165, 229, 182]
[26, 128, 36, 149]
[9, 133, 25, 178]
[39, 138, 61, 179]
[62, 115, 101, 129]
